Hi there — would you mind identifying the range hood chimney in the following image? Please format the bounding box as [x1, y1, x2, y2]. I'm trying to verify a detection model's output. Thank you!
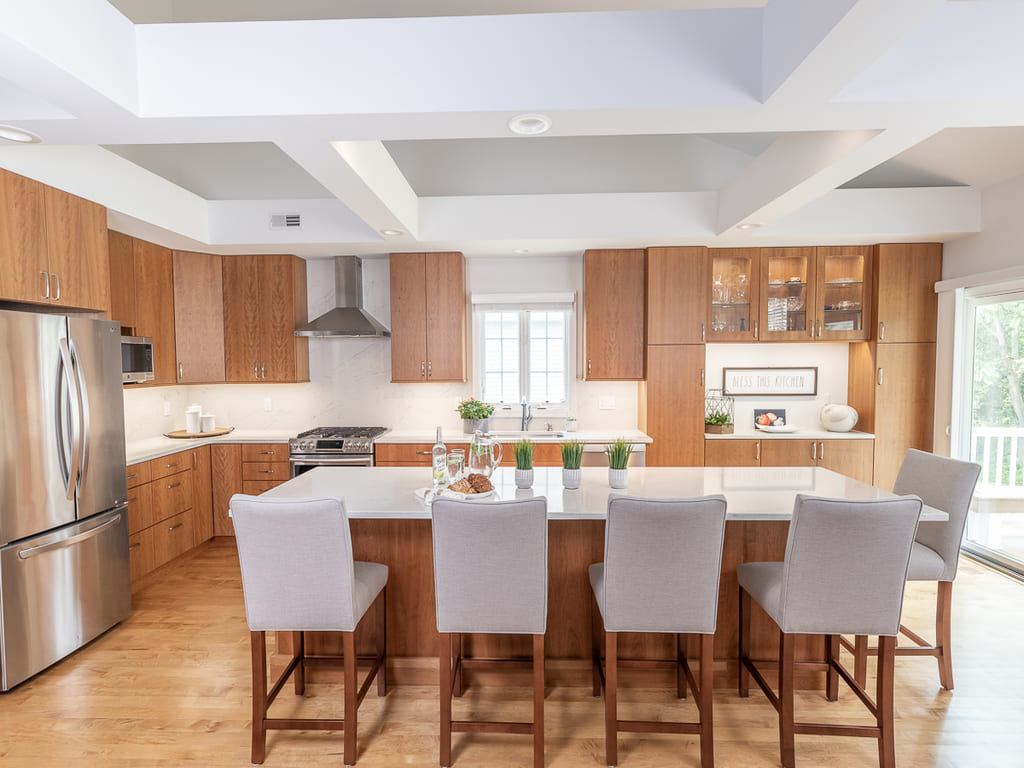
[294, 256, 390, 337]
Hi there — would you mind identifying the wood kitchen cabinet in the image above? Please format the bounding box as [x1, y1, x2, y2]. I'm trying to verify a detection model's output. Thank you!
[760, 247, 816, 341]
[375, 442, 471, 466]
[647, 246, 709, 344]
[210, 442, 290, 535]
[708, 248, 760, 342]
[814, 246, 871, 341]
[107, 230, 137, 328]
[222, 254, 309, 383]
[173, 251, 225, 383]
[0, 168, 108, 311]
[640, 345, 706, 466]
[705, 437, 874, 483]
[584, 249, 645, 380]
[873, 243, 942, 343]
[389, 251, 466, 382]
[191, 445, 215, 545]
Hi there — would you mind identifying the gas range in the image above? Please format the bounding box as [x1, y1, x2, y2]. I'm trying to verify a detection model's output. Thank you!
[289, 426, 389, 455]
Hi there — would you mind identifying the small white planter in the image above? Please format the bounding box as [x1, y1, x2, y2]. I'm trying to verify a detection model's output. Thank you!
[515, 468, 534, 489]
[562, 467, 581, 490]
[608, 468, 628, 489]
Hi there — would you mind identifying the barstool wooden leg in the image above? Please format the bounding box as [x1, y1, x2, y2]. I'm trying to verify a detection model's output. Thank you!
[251, 630, 268, 765]
[591, 595, 602, 697]
[377, 588, 388, 696]
[738, 587, 750, 698]
[439, 632, 451, 768]
[293, 631, 306, 695]
[854, 635, 868, 688]
[937, 581, 954, 690]
[699, 633, 715, 768]
[453, 633, 465, 698]
[605, 631, 618, 767]
[533, 633, 545, 768]
[779, 631, 796, 768]
[825, 634, 839, 702]
[877, 635, 897, 768]
[343, 631, 358, 766]
[677, 633, 688, 699]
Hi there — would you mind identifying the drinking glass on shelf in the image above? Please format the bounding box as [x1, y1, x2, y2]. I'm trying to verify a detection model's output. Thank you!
[712, 274, 725, 303]
[446, 450, 465, 484]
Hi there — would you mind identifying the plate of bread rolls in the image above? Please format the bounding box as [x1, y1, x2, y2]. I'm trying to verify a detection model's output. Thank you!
[445, 473, 495, 499]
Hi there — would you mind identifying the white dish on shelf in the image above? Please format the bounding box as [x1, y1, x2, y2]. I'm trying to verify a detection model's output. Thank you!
[756, 424, 799, 433]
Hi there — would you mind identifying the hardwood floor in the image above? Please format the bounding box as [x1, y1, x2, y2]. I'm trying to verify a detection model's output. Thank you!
[1, 539, 1022, 767]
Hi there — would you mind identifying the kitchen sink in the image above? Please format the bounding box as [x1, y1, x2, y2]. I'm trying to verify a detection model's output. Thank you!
[488, 430, 568, 439]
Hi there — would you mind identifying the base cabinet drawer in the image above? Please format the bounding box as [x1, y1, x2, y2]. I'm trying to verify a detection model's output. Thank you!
[374, 442, 468, 466]
[151, 454, 190, 480]
[153, 511, 194, 568]
[241, 443, 287, 462]
[151, 471, 194, 521]
[241, 461, 290, 482]
[126, 483, 155, 535]
[126, 462, 152, 489]
[242, 480, 285, 495]
[128, 527, 156, 584]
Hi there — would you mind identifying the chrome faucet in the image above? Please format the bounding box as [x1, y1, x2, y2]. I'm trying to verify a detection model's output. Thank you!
[520, 396, 533, 431]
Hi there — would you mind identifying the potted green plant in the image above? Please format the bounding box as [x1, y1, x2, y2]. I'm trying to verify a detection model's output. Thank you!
[560, 440, 584, 490]
[457, 397, 495, 434]
[513, 439, 535, 489]
[605, 438, 633, 489]
[704, 407, 734, 434]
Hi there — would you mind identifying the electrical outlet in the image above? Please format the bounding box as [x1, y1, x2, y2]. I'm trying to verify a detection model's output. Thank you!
[264, 397, 272, 412]
[162, 400, 171, 416]
[599, 396, 616, 410]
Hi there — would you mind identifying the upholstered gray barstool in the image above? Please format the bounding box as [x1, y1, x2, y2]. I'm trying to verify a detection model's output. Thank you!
[738, 494, 922, 768]
[431, 497, 548, 768]
[230, 495, 388, 767]
[590, 495, 728, 768]
[845, 449, 981, 690]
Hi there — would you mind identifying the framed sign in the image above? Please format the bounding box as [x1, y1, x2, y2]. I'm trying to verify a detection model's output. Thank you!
[722, 367, 818, 396]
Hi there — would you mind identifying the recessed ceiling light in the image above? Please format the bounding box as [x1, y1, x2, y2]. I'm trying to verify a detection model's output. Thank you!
[380, 229, 404, 236]
[737, 222, 763, 231]
[507, 114, 551, 136]
[0, 124, 42, 144]
[513, 248, 531, 254]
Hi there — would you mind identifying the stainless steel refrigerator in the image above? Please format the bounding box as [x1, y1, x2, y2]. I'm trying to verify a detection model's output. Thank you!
[0, 308, 130, 691]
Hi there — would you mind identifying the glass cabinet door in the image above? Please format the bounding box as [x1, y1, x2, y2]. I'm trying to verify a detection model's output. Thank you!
[815, 246, 871, 341]
[707, 248, 759, 342]
[760, 247, 815, 341]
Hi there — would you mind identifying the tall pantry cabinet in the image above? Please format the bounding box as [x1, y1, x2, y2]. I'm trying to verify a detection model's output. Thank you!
[640, 247, 709, 466]
[848, 243, 942, 490]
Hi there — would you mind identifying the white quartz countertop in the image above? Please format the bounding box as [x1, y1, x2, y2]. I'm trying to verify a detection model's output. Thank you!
[260, 465, 944, 522]
[126, 430, 293, 464]
[378, 429, 652, 444]
[705, 429, 874, 440]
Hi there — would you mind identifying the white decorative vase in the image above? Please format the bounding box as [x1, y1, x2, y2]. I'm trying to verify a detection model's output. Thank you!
[820, 404, 858, 433]
[608, 468, 628, 489]
[515, 468, 534, 489]
[562, 467, 581, 490]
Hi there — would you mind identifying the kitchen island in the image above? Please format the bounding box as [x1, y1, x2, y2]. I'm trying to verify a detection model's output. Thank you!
[260, 466, 942, 688]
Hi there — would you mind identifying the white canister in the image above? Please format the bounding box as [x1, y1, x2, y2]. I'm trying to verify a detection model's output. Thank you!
[185, 405, 202, 434]
[201, 414, 216, 432]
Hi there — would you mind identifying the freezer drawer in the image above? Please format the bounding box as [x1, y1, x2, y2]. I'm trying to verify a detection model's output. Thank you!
[0, 508, 130, 691]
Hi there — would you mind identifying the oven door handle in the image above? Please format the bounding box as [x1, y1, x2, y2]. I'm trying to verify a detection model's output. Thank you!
[290, 455, 374, 475]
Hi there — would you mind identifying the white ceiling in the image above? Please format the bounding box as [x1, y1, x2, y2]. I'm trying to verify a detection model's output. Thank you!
[0, 0, 1020, 258]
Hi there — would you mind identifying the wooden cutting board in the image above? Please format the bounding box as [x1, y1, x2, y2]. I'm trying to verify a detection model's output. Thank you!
[164, 426, 235, 439]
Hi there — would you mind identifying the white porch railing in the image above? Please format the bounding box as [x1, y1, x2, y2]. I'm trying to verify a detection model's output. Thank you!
[970, 426, 1024, 498]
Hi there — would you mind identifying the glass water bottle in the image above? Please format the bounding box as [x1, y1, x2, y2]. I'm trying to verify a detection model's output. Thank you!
[432, 427, 447, 487]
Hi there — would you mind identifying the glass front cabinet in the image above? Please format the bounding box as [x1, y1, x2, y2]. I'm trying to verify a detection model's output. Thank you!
[708, 248, 760, 342]
[814, 246, 871, 341]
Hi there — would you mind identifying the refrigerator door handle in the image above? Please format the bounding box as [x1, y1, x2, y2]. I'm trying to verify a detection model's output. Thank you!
[69, 339, 90, 491]
[16, 513, 123, 560]
[57, 338, 82, 500]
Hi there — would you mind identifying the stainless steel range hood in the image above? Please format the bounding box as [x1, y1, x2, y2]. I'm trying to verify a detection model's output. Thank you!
[295, 256, 390, 337]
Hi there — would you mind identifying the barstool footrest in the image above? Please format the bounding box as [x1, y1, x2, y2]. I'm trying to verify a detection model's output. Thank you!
[452, 720, 535, 735]
[617, 719, 701, 735]
[263, 717, 346, 730]
[793, 722, 881, 738]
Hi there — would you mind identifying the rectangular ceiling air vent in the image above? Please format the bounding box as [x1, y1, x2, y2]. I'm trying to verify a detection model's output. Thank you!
[270, 213, 301, 229]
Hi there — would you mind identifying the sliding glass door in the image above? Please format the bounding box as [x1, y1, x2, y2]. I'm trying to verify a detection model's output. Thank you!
[958, 288, 1024, 574]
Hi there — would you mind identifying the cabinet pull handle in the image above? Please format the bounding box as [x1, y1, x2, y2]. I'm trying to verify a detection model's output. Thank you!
[129, 543, 141, 551]
[878, 368, 884, 386]
[40, 271, 50, 299]
[254, 363, 258, 379]
[818, 441, 824, 461]
[127, 496, 138, 504]
[260, 450, 275, 455]
[167, 482, 181, 489]
[753, 321, 758, 339]
[165, 461, 179, 468]
[168, 523, 184, 532]
[879, 321, 885, 340]
[416, 450, 431, 455]
[193, 451, 197, 469]
[817, 319, 822, 337]
[258, 469, 276, 474]
[127, 473, 137, 480]
[700, 368, 705, 387]
[179, 362, 184, 378]
[51, 273, 60, 300]
[701, 322, 705, 342]
[421, 361, 425, 377]
[588, 359, 592, 377]
[755, 442, 760, 462]
[428, 361, 432, 377]
[261, 363, 266, 379]
[811, 441, 817, 461]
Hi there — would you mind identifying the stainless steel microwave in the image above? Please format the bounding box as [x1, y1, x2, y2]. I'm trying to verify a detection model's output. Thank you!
[120, 336, 154, 384]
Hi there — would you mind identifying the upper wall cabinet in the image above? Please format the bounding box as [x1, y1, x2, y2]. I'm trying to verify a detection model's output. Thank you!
[173, 250, 226, 384]
[222, 254, 309, 383]
[646, 246, 709, 345]
[389, 252, 466, 383]
[707, 248, 760, 342]
[0, 169, 109, 312]
[584, 249, 645, 380]
[760, 247, 816, 341]
[873, 243, 942, 343]
[814, 246, 872, 342]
